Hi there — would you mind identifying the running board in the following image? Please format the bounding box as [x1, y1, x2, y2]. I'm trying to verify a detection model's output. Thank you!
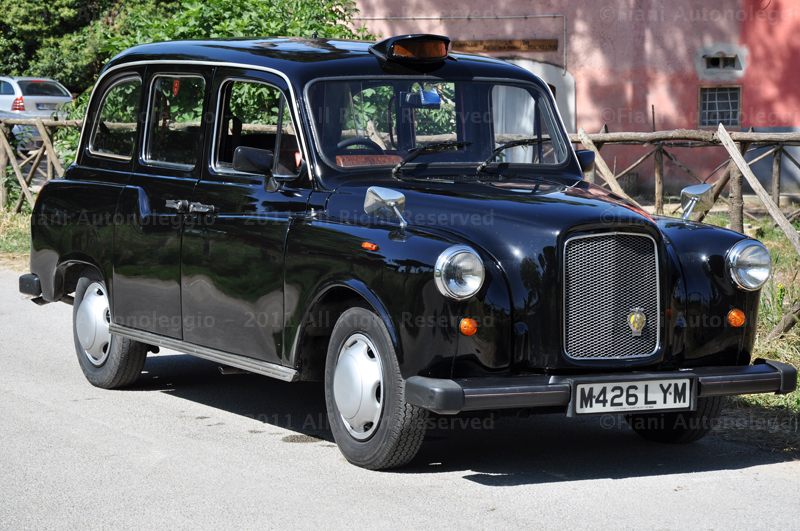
[109, 323, 299, 382]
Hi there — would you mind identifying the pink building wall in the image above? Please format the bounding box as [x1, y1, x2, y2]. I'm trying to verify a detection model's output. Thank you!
[353, 0, 800, 194]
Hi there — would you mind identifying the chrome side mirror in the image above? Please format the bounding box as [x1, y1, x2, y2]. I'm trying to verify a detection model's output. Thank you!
[680, 183, 715, 220]
[364, 186, 408, 228]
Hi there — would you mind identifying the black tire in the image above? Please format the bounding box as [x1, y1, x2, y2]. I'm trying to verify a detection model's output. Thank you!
[325, 307, 428, 470]
[73, 276, 147, 389]
[625, 396, 724, 443]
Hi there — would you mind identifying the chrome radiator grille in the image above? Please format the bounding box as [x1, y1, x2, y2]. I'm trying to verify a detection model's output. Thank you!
[563, 232, 659, 359]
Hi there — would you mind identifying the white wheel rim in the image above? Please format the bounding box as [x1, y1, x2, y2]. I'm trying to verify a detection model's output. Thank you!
[333, 333, 384, 441]
[76, 282, 112, 367]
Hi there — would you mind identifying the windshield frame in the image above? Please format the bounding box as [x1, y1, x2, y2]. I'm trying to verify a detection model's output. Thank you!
[302, 75, 576, 181]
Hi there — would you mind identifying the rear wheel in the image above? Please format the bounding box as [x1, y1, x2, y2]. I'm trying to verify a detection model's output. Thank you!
[73, 276, 147, 389]
[625, 396, 724, 443]
[325, 307, 428, 469]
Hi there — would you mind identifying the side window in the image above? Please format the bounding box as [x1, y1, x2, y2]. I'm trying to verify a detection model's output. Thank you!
[491, 86, 564, 165]
[216, 80, 301, 177]
[0, 81, 15, 95]
[145, 75, 206, 168]
[89, 77, 142, 159]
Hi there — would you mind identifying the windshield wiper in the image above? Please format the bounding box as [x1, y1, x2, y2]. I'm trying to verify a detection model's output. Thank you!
[476, 138, 545, 174]
[392, 141, 473, 176]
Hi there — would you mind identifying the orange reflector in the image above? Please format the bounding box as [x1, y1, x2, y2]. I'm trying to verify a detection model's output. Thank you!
[393, 41, 447, 60]
[295, 152, 302, 167]
[361, 242, 379, 252]
[460, 318, 478, 336]
[728, 309, 746, 327]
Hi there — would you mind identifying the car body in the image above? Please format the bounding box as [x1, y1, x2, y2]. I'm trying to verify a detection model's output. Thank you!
[19, 35, 797, 469]
[0, 76, 72, 152]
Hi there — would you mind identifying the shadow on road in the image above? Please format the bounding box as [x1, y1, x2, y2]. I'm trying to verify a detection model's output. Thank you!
[136, 353, 794, 484]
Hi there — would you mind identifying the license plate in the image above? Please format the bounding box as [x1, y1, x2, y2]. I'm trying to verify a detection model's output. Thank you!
[573, 378, 693, 415]
[37, 103, 57, 110]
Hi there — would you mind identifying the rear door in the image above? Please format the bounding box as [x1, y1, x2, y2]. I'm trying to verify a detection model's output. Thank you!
[113, 66, 211, 339]
[180, 67, 310, 364]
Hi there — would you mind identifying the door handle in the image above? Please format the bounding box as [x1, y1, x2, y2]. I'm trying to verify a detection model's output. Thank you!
[165, 199, 189, 212]
[189, 202, 217, 214]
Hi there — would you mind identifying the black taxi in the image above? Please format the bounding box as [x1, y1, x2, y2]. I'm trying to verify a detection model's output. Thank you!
[19, 34, 796, 469]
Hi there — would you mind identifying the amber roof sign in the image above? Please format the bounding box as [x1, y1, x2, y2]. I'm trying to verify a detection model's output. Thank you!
[451, 39, 558, 53]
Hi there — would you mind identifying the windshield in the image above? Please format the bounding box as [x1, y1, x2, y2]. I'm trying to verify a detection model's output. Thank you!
[306, 79, 568, 171]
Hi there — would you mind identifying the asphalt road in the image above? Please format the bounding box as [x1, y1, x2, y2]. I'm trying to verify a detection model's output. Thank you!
[1, 268, 798, 530]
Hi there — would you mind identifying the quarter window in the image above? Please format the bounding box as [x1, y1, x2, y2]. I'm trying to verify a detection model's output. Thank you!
[145, 75, 206, 168]
[89, 77, 142, 159]
[216, 80, 301, 177]
[0, 81, 14, 95]
[699, 86, 741, 127]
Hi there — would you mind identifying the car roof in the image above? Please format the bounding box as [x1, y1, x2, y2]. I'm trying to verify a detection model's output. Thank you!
[103, 37, 546, 90]
[0, 76, 64, 83]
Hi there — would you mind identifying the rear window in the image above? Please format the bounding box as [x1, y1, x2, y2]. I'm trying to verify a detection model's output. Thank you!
[18, 81, 70, 97]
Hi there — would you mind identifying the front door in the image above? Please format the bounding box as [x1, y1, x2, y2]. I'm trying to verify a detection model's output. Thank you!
[113, 66, 211, 339]
[180, 68, 310, 364]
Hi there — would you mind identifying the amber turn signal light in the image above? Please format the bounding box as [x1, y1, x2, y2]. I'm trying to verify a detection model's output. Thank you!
[728, 309, 746, 327]
[460, 318, 478, 336]
[361, 242, 380, 252]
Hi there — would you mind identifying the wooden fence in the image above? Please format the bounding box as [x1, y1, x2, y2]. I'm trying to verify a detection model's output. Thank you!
[0, 118, 81, 212]
[571, 126, 800, 233]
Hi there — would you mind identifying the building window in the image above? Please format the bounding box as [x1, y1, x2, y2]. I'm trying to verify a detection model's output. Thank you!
[699, 87, 741, 127]
[705, 55, 737, 69]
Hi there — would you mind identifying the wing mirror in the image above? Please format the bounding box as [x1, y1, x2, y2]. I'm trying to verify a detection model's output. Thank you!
[680, 183, 715, 220]
[364, 187, 408, 229]
[575, 149, 595, 173]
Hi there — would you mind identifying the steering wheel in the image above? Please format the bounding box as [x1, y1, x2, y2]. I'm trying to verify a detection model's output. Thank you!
[334, 137, 385, 155]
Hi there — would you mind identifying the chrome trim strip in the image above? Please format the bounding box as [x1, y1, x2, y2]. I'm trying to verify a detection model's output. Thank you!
[109, 323, 299, 382]
[77, 59, 313, 182]
[562, 231, 661, 360]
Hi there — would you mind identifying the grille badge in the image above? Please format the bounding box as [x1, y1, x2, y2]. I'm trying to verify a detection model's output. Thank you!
[627, 308, 647, 337]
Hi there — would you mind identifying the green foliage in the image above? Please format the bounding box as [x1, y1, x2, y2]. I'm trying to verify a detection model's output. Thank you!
[0, 0, 116, 84]
[101, 0, 375, 59]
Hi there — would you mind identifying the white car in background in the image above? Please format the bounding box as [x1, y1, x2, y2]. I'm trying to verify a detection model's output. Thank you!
[0, 76, 73, 153]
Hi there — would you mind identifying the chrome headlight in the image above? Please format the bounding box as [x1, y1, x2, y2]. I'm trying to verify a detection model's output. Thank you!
[726, 240, 772, 291]
[434, 245, 485, 300]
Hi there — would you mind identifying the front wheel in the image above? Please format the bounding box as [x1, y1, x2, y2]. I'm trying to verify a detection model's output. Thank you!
[625, 396, 724, 443]
[73, 276, 148, 389]
[325, 307, 428, 469]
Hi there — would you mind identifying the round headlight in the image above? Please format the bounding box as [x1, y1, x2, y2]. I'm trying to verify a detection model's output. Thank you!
[726, 240, 772, 291]
[434, 245, 485, 300]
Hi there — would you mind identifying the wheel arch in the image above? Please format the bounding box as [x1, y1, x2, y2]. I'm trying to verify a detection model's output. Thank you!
[52, 258, 107, 302]
[290, 279, 397, 382]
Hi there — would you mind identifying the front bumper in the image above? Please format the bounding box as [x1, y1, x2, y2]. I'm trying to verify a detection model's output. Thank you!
[405, 359, 798, 415]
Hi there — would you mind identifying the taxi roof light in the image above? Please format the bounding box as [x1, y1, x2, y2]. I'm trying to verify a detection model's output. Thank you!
[369, 34, 451, 63]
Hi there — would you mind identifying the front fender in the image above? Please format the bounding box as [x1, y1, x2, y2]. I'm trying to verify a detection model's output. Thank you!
[284, 218, 512, 379]
[657, 218, 759, 366]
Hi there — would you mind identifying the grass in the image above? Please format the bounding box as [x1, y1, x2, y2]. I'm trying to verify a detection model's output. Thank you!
[0, 209, 31, 254]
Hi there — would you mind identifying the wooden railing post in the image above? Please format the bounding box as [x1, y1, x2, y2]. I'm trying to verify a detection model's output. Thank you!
[729, 142, 744, 233]
[654, 145, 664, 215]
[0, 143, 7, 209]
[772, 145, 782, 206]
